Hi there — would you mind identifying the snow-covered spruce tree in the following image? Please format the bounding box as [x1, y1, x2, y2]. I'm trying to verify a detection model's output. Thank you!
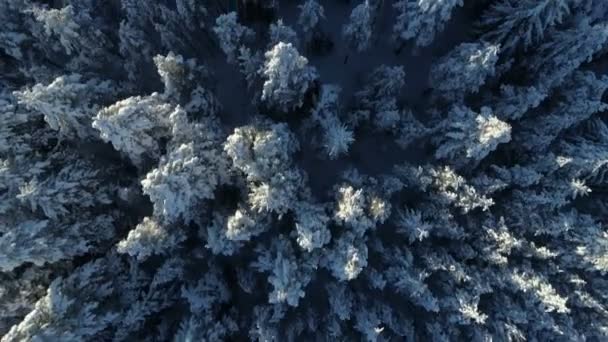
[479, 0, 572, 53]
[0, 265, 62, 336]
[201, 121, 308, 257]
[29, 5, 82, 56]
[92, 94, 177, 167]
[214, 121, 334, 309]
[113, 52, 227, 259]
[94, 50, 218, 167]
[224, 121, 301, 216]
[213, 12, 254, 64]
[1, 92, 119, 274]
[151, 0, 209, 54]
[434, 106, 512, 166]
[2, 254, 184, 341]
[154, 52, 206, 102]
[14, 74, 115, 140]
[0, 151, 119, 272]
[237, 45, 265, 89]
[174, 261, 239, 341]
[393, 0, 464, 48]
[556, 118, 608, 187]
[141, 114, 230, 224]
[351, 65, 427, 145]
[310, 84, 354, 159]
[28, 3, 116, 72]
[298, 0, 325, 39]
[154, 52, 220, 117]
[489, 84, 548, 121]
[430, 41, 500, 102]
[260, 42, 318, 112]
[517, 71, 608, 152]
[352, 65, 405, 129]
[343, 0, 376, 52]
[321, 171, 396, 282]
[252, 235, 318, 307]
[529, 20, 608, 90]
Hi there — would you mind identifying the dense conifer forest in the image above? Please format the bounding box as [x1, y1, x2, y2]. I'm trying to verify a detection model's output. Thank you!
[2, 0, 608, 340]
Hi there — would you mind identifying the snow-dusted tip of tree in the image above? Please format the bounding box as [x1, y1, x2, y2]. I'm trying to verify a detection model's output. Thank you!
[213, 12, 254, 63]
[430, 42, 500, 101]
[334, 183, 391, 236]
[393, 0, 463, 48]
[260, 42, 318, 112]
[204, 213, 248, 256]
[324, 122, 355, 159]
[224, 208, 261, 242]
[435, 106, 511, 164]
[269, 19, 299, 48]
[334, 185, 373, 235]
[248, 169, 303, 215]
[429, 166, 494, 213]
[153, 52, 200, 100]
[117, 217, 184, 261]
[154, 52, 192, 94]
[509, 271, 570, 314]
[343, 1, 375, 52]
[396, 208, 433, 243]
[322, 233, 368, 281]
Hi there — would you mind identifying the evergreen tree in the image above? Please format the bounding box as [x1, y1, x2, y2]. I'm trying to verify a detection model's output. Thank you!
[298, 0, 325, 38]
[434, 106, 512, 165]
[260, 42, 318, 112]
[343, 1, 376, 52]
[518, 71, 608, 151]
[92, 94, 178, 166]
[531, 20, 608, 90]
[310, 85, 354, 159]
[213, 12, 254, 63]
[430, 42, 500, 102]
[479, 0, 571, 53]
[393, 0, 463, 48]
[15, 74, 115, 140]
